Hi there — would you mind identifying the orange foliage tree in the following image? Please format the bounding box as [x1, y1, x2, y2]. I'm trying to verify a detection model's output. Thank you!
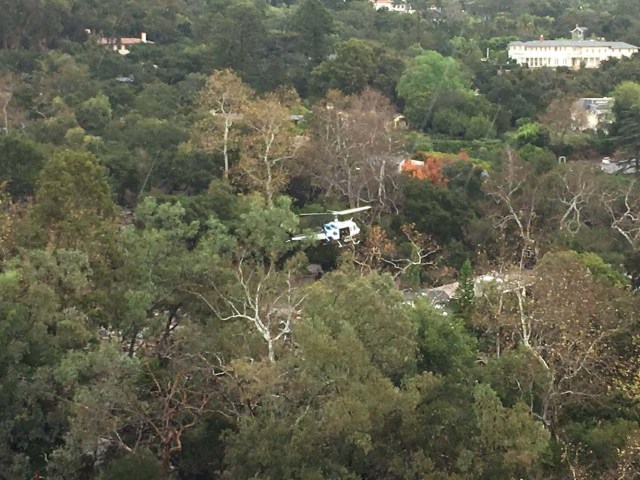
[400, 150, 470, 186]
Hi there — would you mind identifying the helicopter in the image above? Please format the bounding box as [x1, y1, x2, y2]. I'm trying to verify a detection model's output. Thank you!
[290, 206, 372, 247]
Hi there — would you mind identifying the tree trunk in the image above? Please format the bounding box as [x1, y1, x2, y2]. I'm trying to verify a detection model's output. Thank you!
[162, 442, 172, 472]
[0, 90, 11, 133]
[223, 118, 231, 179]
[267, 338, 275, 363]
[127, 328, 139, 358]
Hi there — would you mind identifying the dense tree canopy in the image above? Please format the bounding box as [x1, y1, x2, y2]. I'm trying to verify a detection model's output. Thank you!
[2, 0, 640, 478]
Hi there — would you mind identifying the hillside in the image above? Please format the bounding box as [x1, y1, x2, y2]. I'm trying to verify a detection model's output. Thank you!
[1, 1, 640, 478]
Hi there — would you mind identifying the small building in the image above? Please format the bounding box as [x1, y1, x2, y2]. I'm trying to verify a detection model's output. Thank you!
[398, 158, 426, 174]
[99, 32, 152, 56]
[572, 97, 614, 131]
[600, 158, 640, 174]
[570, 25, 587, 41]
[508, 27, 638, 69]
[404, 270, 535, 311]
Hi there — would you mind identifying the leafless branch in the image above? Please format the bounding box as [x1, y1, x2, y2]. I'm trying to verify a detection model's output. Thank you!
[604, 180, 640, 249]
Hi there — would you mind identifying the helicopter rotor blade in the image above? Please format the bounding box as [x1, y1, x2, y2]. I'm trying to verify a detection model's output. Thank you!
[299, 212, 331, 217]
[328, 206, 372, 216]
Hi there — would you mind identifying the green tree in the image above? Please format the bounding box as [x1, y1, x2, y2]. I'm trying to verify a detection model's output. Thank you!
[454, 258, 475, 322]
[473, 251, 634, 436]
[302, 268, 417, 380]
[222, 269, 423, 478]
[431, 108, 467, 137]
[191, 194, 302, 363]
[310, 39, 404, 99]
[35, 53, 97, 109]
[611, 82, 640, 163]
[31, 150, 117, 256]
[98, 450, 170, 480]
[472, 383, 549, 478]
[311, 38, 376, 96]
[517, 143, 556, 173]
[75, 93, 112, 135]
[397, 49, 473, 129]
[133, 81, 181, 120]
[291, 0, 334, 65]
[411, 299, 476, 376]
[612, 81, 640, 113]
[207, 1, 268, 87]
[401, 176, 477, 245]
[466, 114, 497, 139]
[0, 133, 45, 198]
[108, 114, 187, 196]
[51, 329, 226, 476]
[0, 0, 71, 50]
[514, 121, 551, 148]
[0, 249, 94, 478]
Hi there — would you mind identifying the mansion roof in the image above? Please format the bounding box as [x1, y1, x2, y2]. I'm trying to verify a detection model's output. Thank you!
[509, 40, 638, 49]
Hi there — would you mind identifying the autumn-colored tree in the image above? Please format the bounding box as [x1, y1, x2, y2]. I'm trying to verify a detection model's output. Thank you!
[355, 225, 397, 274]
[189, 69, 253, 179]
[401, 157, 447, 184]
[473, 251, 633, 433]
[401, 150, 471, 185]
[236, 92, 300, 207]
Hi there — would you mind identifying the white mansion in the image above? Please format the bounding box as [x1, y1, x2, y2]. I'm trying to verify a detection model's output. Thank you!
[371, 0, 414, 13]
[508, 27, 638, 69]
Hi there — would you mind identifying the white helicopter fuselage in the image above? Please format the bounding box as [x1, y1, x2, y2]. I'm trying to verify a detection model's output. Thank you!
[319, 219, 361, 243]
[290, 219, 361, 245]
[290, 206, 371, 246]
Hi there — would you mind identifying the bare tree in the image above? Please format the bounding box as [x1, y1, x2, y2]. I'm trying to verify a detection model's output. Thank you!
[194, 259, 304, 363]
[604, 179, 640, 250]
[356, 223, 440, 280]
[554, 163, 597, 234]
[303, 88, 404, 211]
[484, 149, 538, 269]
